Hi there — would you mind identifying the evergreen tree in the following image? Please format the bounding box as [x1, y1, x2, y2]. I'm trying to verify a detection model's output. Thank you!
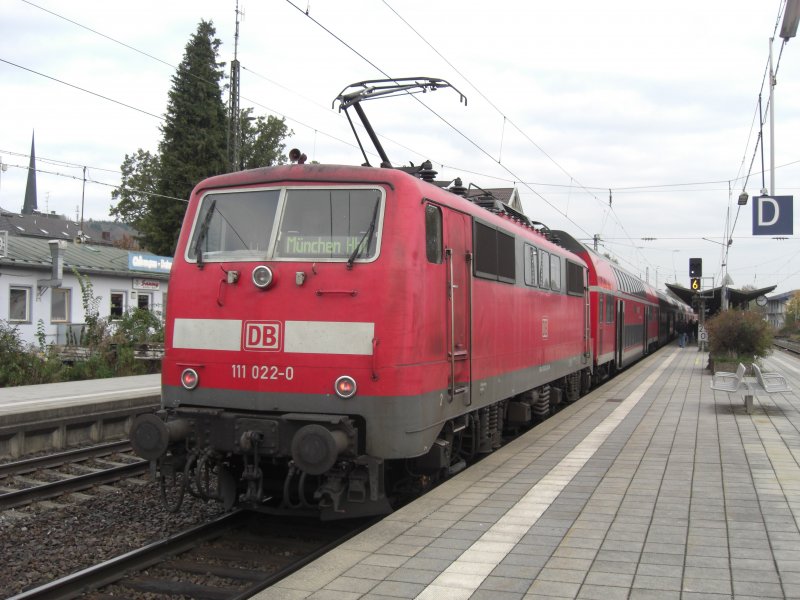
[111, 20, 291, 255]
[146, 20, 229, 256]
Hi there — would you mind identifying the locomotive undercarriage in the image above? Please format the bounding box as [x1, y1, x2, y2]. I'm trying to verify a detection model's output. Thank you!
[131, 407, 395, 519]
[130, 369, 592, 519]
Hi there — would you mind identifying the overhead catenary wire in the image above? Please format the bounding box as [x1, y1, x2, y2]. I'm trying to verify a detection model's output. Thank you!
[0, 160, 186, 204]
[10, 2, 799, 211]
[7, 0, 800, 295]
[378, 0, 660, 274]
[717, 0, 791, 289]
[284, 0, 596, 241]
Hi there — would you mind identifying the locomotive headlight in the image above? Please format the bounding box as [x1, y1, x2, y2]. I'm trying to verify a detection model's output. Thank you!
[181, 368, 199, 390]
[334, 375, 357, 399]
[252, 265, 274, 289]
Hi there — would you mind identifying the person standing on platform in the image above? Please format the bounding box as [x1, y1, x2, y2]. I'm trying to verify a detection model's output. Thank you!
[691, 319, 698, 345]
[676, 320, 687, 348]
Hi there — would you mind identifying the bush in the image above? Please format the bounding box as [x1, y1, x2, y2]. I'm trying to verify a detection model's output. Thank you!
[0, 320, 65, 386]
[113, 307, 164, 345]
[705, 309, 773, 362]
[0, 303, 164, 388]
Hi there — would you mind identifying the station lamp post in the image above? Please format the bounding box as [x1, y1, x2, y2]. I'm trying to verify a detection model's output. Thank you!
[769, 0, 800, 195]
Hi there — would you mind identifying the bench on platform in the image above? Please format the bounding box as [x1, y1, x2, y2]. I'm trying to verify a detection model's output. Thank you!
[752, 363, 791, 393]
[710, 363, 747, 392]
[711, 362, 791, 414]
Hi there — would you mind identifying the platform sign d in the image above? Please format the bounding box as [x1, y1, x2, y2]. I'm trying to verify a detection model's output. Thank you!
[753, 195, 793, 235]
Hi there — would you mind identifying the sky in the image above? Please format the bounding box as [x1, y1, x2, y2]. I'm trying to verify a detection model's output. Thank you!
[2, 0, 800, 296]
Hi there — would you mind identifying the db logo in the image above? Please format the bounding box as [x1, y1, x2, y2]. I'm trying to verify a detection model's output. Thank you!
[243, 321, 282, 351]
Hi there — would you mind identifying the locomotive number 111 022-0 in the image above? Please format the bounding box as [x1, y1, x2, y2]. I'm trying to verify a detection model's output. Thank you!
[231, 364, 295, 380]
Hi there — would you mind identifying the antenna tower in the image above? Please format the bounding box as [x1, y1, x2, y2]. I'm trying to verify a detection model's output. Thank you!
[227, 1, 242, 171]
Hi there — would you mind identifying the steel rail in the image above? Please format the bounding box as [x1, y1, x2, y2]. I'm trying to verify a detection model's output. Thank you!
[774, 338, 800, 355]
[7, 511, 246, 600]
[229, 515, 379, 600]
[0, 459, 148, 510]
[0, 440, 132, 478]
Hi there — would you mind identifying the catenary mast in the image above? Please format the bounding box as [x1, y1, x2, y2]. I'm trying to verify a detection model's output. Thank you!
[227, 1, 242, 171]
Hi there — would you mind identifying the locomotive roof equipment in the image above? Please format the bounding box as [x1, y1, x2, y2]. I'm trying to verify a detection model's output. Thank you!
[334, 77, 466, 169]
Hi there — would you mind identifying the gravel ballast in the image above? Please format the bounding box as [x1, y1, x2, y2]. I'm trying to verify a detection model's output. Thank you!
[0, 479, 223, 597]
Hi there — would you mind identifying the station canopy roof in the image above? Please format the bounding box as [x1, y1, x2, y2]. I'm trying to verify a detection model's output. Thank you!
[665, 283, 776, 315]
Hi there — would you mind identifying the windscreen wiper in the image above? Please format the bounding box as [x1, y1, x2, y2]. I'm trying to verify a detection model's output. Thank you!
[194, 198, 217, 269]
[347, 199, 381, 270]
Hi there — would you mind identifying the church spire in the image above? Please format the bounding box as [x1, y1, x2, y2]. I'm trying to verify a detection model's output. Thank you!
[22, 131, 38, 215]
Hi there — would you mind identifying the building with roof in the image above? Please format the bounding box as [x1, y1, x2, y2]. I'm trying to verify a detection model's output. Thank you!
[0, 209, 138, 246]
[1, 229, 170, 347]
[765, 289, 799, 330]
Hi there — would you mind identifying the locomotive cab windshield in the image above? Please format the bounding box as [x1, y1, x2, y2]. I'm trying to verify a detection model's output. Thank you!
[187, 186, 384, 264]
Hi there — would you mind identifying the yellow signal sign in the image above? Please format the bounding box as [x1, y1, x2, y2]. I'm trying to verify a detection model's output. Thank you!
[690, 277, 701, 291]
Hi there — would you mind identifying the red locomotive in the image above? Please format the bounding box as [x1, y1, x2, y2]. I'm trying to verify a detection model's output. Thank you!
[130, 79, 691, 518]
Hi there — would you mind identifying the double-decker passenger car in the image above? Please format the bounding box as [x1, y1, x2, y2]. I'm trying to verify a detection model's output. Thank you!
[553, 231, 678, 382]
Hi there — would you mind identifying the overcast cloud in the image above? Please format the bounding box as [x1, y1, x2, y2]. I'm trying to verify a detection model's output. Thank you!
[1, 0, 799, 295]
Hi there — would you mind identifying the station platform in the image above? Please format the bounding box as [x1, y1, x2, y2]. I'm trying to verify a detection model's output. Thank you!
[0, 374, 160, 457]
[0, 373, 160, 419]
[255, 346, 800, 600]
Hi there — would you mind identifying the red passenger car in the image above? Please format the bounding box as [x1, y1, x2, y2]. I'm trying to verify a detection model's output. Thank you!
[554, 230, 690, 382]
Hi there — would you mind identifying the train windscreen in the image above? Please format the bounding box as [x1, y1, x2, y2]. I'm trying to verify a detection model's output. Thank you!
[274, 188, 382, 260]
[188, 187, 383, 262]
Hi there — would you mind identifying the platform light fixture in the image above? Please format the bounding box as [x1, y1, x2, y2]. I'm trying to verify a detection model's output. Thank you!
[781, 0, 800, 40]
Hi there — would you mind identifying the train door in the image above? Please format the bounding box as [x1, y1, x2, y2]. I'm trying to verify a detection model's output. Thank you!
[643, 306, 650, 355]
[598, 294, 604, 359]
[616, 299, 625, 368]
[583, 270, 590, 363]
[442, 208, 472, 405]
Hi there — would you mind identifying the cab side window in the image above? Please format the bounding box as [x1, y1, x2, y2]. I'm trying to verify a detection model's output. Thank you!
[425, 204, 443, 264]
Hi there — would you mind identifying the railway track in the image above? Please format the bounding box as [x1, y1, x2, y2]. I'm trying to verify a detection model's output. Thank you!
[774, 338, 800, 355]
[9, 510, 372, 600]
[0, 441, 148, 510]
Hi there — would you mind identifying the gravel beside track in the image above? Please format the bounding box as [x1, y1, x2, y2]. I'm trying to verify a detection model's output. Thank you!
[0, 479, 223, 597]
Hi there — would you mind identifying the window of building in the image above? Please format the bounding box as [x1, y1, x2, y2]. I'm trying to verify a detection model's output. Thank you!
[110, 291, 126, 320]
[424, 204, 443, 264]
[158, 293, 167, 320]
[137, 292, 152, 311]
[51, 288, 71, 323]
[9, 286, 31, 322]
